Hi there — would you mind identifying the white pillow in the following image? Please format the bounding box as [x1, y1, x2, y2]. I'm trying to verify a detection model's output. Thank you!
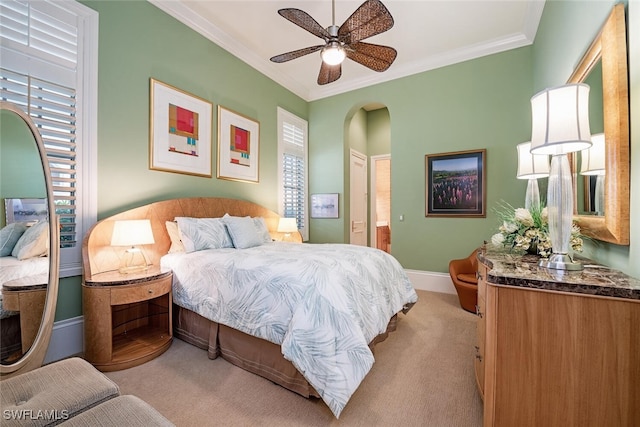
[0, 222, 28, 257]
[11, 220, 49, 260]
[222, 215, 264, 249]
[175, 217, 233, 253]
[253, 217, 272, 243]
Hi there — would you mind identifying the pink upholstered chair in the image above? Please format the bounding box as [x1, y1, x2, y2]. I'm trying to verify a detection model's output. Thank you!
[448, 249, 479, 313]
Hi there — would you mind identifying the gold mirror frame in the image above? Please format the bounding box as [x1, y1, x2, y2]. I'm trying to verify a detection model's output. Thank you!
[567, 3, 629, 245]
[0, 101, 60, 379]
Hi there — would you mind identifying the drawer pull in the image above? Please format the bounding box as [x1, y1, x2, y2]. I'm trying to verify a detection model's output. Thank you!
[475, 354, 483, 362]
[148, 289, 153, 294]
[475, 305, 483, 318]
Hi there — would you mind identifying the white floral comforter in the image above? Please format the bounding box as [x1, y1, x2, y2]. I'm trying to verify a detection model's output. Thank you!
[161, 242, 418, 417]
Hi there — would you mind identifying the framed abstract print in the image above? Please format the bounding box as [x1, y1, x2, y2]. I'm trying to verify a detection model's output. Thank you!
[149, 78, 213, 177]
[217, 105, 260, 183]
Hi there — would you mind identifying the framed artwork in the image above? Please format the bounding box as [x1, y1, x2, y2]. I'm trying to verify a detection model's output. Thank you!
[425, 149, 486, 217]
[217, 105, 260, 183]
[5, 198, 48, 225]
[149, 78, 213, 177]
[311, 193, 339, 218]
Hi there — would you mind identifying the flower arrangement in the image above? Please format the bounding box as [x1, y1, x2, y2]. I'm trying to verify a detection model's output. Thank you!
[490, 201, 583, 257]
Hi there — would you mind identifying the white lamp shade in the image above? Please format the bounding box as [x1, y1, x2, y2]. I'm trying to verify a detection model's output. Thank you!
[321, 42, 346, 65]
[110, 220, 155, 247]
[516, 141, 550, 179]
[580, 133, 606, 175]
[530, 83, 592, 155]
[277, 218, 298, 233]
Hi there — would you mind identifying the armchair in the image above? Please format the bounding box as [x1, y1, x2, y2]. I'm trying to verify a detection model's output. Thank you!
[448, 249, 479, 313]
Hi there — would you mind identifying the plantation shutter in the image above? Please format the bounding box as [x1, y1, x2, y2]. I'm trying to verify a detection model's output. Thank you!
[1, 0, 79, 248]
[281, 121, 306, 230]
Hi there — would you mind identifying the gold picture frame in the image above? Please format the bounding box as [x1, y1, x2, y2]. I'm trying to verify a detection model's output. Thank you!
[149, 78, 213, 177]
[217, 105, 260, 183]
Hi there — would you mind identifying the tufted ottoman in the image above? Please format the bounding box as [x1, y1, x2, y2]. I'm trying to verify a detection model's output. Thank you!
[1, 357, 172, 426]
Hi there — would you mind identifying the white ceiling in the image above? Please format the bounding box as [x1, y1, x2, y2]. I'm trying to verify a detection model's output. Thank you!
[149, 0, 546, 102]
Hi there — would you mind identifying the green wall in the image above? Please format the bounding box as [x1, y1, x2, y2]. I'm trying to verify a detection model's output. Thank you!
[89, 0, 307, 219]
[0, 110, 46, 226]
[309, 47, 533, 271]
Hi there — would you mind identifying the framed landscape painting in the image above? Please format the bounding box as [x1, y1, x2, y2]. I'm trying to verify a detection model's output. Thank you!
[425, 149, 486, 217]
[149, 78, 213, 177]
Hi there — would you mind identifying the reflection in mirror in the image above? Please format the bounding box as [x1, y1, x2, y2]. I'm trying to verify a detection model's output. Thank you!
[0, 109, 49, 365]
[568, 3, 629, 245]
[0, 102, 59, 379]
[575, 60, 604, 216]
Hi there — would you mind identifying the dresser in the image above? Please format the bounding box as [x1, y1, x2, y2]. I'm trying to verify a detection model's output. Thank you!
[475, 246, 640, 427]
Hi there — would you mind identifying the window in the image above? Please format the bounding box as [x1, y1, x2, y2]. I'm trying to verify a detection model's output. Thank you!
[0, 0, 98, 277]
[277, 107, 308, 241]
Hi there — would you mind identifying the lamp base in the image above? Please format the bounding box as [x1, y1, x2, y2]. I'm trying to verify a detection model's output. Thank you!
[538, 253, 583, 271]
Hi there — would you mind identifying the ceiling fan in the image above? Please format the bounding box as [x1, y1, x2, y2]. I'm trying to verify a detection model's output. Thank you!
[270, 0, 397, 85]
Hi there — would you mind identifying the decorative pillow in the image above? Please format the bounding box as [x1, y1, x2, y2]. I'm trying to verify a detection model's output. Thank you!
[0, 222, 28, 257]
[222, 215, 265, 249]
[253, 217, 272, 243]
[175, 217, 233, 253]
[11, 220, 49, 260]
[165, 221, 185, 253]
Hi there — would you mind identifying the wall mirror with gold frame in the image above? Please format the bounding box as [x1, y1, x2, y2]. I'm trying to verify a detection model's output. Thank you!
[568, 3, 629, 245]
[0, 101, 60, 379]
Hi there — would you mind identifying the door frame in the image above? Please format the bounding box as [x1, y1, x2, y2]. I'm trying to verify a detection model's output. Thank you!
[370, 154, 391, 248]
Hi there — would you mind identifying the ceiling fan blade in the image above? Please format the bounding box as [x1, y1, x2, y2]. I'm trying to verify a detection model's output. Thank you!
[338, 0, 394, 44]
[278, 9, 331, 40]
[318, 61, 342, 85]
[270, 45, 324, 63]
[346, 42, 397, 72]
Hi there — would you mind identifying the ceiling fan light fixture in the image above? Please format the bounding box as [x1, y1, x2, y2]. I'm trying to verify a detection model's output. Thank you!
[321, 42, 346, 65]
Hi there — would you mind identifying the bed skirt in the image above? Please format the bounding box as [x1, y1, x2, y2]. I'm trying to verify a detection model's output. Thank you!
[172, 304, 400, 399]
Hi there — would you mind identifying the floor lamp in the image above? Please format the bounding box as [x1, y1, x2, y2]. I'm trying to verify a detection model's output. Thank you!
[516, 141, 549, 210]
[530, 84, 592, 271]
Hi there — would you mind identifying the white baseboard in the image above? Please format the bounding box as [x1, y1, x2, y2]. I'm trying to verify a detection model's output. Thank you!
[405, 269, 456, 295]
[44, 316, 84, 364]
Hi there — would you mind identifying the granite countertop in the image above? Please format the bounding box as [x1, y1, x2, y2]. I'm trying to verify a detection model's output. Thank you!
[478, 246, 640, 301]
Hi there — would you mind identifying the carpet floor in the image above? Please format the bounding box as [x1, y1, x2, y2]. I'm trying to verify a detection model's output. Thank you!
[106, 290, 483, 426]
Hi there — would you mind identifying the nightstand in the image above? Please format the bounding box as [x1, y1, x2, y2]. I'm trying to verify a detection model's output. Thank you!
[82, 267, 172, 371]
[2, 274, 48, 355]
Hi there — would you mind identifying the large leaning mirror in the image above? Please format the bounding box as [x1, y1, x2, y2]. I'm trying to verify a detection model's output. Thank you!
[0, 101, 60, 378]
[568, 3, 630, 245]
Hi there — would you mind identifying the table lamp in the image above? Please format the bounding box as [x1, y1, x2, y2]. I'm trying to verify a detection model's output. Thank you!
[530, 83, 592, 271]
[516, 141, 549, 210]
[110, 219, 155, 273]
[580, 133, 606, 216]
[277, 218, 298, 242]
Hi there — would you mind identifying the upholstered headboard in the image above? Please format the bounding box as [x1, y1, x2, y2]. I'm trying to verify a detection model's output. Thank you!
[82, 197, 300, 279]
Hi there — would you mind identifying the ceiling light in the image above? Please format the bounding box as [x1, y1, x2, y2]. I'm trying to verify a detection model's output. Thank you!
[321, 42, 346, 66]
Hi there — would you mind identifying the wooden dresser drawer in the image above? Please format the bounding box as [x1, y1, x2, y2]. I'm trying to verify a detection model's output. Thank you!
[110, 275, 171, 305]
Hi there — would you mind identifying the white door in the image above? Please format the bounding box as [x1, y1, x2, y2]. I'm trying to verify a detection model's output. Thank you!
[350, 150, 368, 246]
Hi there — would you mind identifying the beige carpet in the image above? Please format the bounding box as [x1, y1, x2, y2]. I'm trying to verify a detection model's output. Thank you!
[106, 290, 483, 426]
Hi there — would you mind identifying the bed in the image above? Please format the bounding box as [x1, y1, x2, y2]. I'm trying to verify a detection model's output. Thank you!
[83, 197, 418, 417]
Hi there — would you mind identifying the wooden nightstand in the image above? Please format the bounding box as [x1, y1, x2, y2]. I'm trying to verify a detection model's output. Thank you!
[82, 267, 173, 371]
[2, 274, 48, 356]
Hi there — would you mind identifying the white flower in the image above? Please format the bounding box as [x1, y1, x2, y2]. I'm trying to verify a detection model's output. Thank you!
[514, 208, 534, 227]
[491, 233, 505, 246]
[541, 207, 548, 224]
[502, 221, 518, 234]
